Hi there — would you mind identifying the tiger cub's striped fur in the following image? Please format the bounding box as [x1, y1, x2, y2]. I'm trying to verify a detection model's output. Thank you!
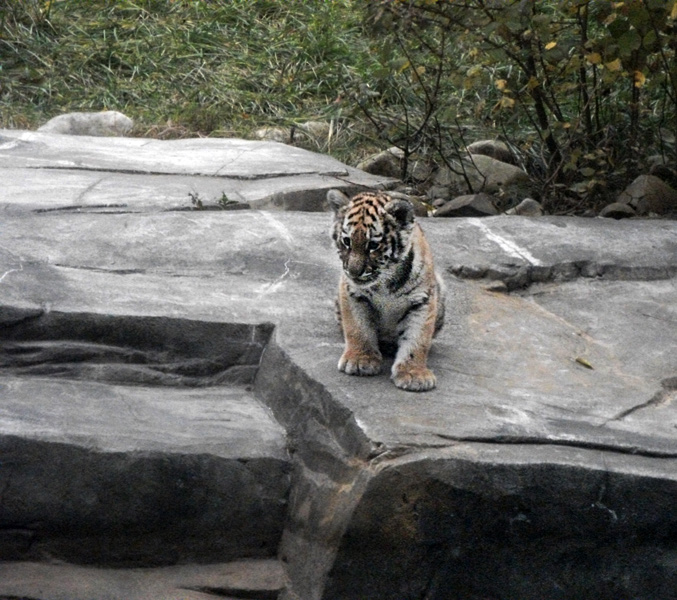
[327, 189, 445, 392]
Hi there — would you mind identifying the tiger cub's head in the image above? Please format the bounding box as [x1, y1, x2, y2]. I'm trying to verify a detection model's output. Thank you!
[327, 189, 415, 285]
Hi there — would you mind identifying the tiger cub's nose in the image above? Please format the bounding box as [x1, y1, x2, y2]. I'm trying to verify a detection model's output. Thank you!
[347, 252, 369, 279]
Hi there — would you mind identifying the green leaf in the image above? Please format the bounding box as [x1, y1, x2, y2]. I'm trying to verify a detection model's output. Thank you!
[617, 30, 642, 53]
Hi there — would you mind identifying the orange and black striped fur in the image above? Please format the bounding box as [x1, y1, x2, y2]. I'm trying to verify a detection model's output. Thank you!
[327, 189, 445, 392]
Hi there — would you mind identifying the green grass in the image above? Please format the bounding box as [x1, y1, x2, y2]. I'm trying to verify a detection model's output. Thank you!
[0, 0, 379, 161]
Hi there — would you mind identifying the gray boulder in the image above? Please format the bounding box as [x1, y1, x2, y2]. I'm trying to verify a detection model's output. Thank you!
[38, 111, 133, 136]
[599, 202, 637, 219]
[433, 192, 497, 217]
[434, 154, 532, 199]
[254, 126, 290, 143]
[467, 139, 516, 165]
[296, 120, 331, 142]
[407, 157, 434, 183]
[505, 197, 544, 216]
[357, 147, 404, 179]
[649, 163, 677, 190]
[617, 174, 677, 215]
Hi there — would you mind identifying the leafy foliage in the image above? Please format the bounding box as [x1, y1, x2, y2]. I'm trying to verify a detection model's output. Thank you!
[354, 0, 677, 212]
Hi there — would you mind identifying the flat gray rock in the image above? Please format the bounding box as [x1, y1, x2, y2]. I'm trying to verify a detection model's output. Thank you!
[1, 130, 676, 599]
[0, 129, 395, 211]
[0, 559, 284, 600]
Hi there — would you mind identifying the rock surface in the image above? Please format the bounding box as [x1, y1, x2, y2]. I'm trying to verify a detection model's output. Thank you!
[1, 129, 676, 600]
[467, 139, 516, 165]
[505, 197, 544, 216]
[434, 153, 532, 202]
[357, 146, 404, 178]
[0, 128, 395, 212]
[0, 559, 284, 600]
[433, 192, 498, 217]
[617, 174, 677, 215]
[38, 110, 134, 136]
[599, 201, 637, 219]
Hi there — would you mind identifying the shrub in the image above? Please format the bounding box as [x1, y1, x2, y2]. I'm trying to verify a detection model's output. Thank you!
[351, 0, 677, 212]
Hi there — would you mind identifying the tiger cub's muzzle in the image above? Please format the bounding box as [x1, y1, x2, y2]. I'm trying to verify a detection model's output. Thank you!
[345, 251, 376, 282]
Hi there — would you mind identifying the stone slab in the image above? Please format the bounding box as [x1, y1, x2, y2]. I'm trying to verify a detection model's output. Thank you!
[323, 445, 677, 600]
[0, 559, 284, 600]
[0, 129, 396, 212]
[4, 210, 672, 455]
[0, 309, 289, 566]
[1, 130, 677, 598]
[0, 378, 286, 457]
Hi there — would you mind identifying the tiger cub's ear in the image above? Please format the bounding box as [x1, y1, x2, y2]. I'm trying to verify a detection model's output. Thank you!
[326, 189, 350, 213]
[384, 199, 414, 226]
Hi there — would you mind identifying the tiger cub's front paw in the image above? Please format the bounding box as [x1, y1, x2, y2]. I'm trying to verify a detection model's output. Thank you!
[392, 364, 436, 392]
[338, 349, 382, 376]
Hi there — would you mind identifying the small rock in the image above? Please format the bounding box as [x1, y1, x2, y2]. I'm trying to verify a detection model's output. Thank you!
[647, 154, 669, 168]
[427, 185, 451, 202]
[505, 198, 543, 217]
[432, 165, 455, 186]
[254, 127, 290, 143]
[433, 155, 531, 199]
[411, 199, 429, 217]
[394, 185, 419, 196]
[298, 121, 330, 140]
[616, 174, 677, 215]
[467, 139, 516, 165]
[649, 163, 677, 190]
[433, 193, 497, 217]
[599, 202, 636, 219]
[408, 159, 434, 183]
[432, 198, 448, 209]
[38, 111, 133, 136]
[356, 147, 403, 178]
[469, 154, 531, 193]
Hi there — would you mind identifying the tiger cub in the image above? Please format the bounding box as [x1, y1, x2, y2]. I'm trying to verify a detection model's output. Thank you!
[327, 189, 445, 392]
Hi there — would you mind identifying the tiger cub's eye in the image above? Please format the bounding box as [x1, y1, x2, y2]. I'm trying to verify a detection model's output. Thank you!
[367, 239, 380, 252]
[342, 236, 351, 249]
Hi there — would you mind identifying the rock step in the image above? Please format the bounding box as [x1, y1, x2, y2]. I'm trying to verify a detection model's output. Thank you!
[0, 559, 284, 600]
[0, 317, 292, 566]
[0, 312, 291, 565]
[0, 381, 290, 566]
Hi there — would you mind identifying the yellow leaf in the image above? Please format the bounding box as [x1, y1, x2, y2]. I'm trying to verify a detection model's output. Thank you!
[603, 13, 617, 25]
[492, 96, 515, 112]
[585, 52, 602, 65]
[415, 65, 426, 76]
[499, 96, 515, 109]
[633, 70, 646, 88]
[604, 58, 622, 71]
[545, 41, 557, 50]
[671, 1, 677, 19]
[526, 76, 540, 90]
[575, 357, 594, 370]
[466, 65, 482, 77]
[495, 78, 508, 91]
